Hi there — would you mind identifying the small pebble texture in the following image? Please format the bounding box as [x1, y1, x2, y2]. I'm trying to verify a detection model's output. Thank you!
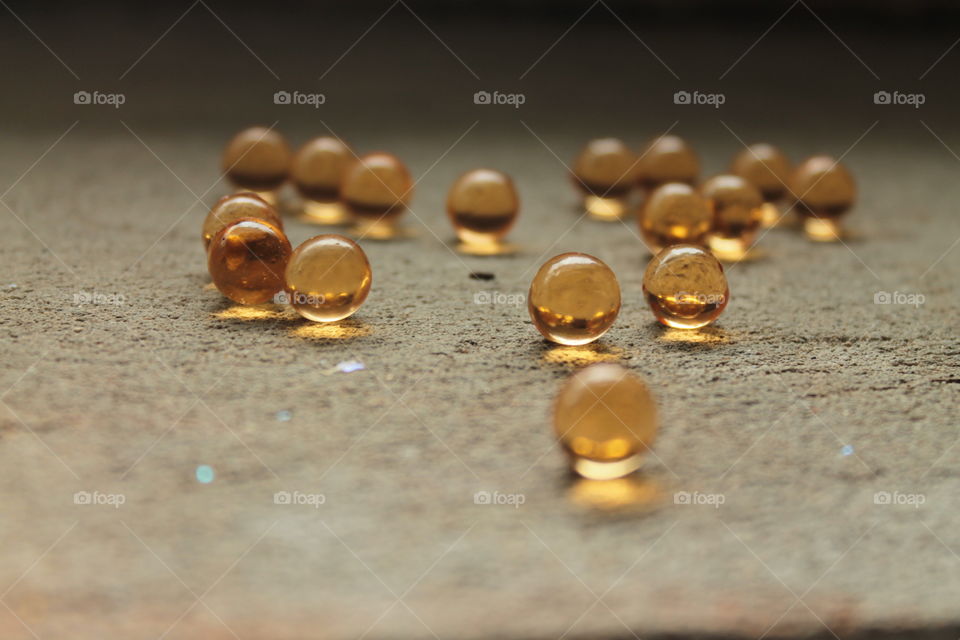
[0, 4, 958, 639]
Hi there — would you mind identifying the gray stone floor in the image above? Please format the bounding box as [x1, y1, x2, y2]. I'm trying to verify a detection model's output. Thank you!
[0, 5, 958, 638]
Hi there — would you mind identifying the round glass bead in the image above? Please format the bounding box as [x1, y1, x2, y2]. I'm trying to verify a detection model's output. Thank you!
[208, 218, 292, 305]
[643, 244, 729, 329]
[528, 253, 620, 345]
[202, 192, 282, 250]
[446, 168, 519, 245]
[284, 234, 372, 322]
[636, 135, 699, 192]
[221, 126, 291, 193]
[639, 182, 711, 253]
[553, 363, 658, 480]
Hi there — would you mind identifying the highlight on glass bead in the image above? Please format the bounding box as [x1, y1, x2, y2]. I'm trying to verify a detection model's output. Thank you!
[341, 151, 414, 239]
[221, 126, 292, 203]
[639, 182, 711, 253]
[789, 155, 857, 242]
[284, 234, 372, 322]
[202, 192, 283, 250]
[445, 168, 519, 252]
[643, 244, 729, 329]
[730, 143, 792, 228]
[528, 252, 620, 346]
[700, 175, 764, 260]
[291, 136, 354, 225]
[553, 363, 658, 480]
[208, 218, 292, 305]
[570, 138, 638, 221]
[636, 134, 699, 193]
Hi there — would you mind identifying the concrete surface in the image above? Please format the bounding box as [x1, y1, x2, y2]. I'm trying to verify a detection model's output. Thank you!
[0, 4, 958, 638]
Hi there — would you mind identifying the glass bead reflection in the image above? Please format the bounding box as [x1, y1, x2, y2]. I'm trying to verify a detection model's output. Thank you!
[636, 135, 699, 192]
[202, 192, 282, 250]
[446, 168, 519, 247]
[643, 244, 729, 329]
[701, 175, 763, 259]
[284, 234, 372, 322]
[292, 136, 353, 224]
[208, 219, 292, 305]
[221, 127, 292, 200]
[528, 253, 620, 346]
[571, 138, 637, 220]
[639, 182, 711, 253]
[553, 363, 658, 480]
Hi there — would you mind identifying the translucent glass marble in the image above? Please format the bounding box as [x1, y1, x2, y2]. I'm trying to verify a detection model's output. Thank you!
[341, 152, 413, 239]
[446, 168, 519, 248]
[701, 175, 763, 259]
[790, 155, 856, 241]
[208, 219, 292, 305]
[636, 135, 699, 192]
[221, 127, 292, 201]
[639, 182, 711, 253]
[292, 136, 353, 224]
[202, 192, 282, 250]
[528, 253, 620, 345]
[730, 143, 792, 227]
[571, 138, 638, 220]
[284, 234, 372, 322]
[553, 363, 658, 480]
[643, 244, 729, 329]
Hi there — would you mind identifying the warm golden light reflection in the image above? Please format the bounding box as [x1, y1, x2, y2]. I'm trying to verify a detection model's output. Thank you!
[760, 202, 782, 228]
[541, 344, 623, 366]
[708, 237, 766, 263]
[568, 475, 662, 511]
[456, 240, 519, 256]
[349, 218, 409, 240]
[584, 195, 627, 221]
[658, 326, 732, 345]
[804, 217, 844, 242]
[299, 201, 349, 225]
[290, 320, 371, 341]
[213, 304, 296, 321]
[203, 282, 217, 291]
[572, 454, 645, 480]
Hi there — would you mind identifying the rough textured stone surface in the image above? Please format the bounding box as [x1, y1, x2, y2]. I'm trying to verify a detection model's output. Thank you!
[0, 6, 958, 639]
